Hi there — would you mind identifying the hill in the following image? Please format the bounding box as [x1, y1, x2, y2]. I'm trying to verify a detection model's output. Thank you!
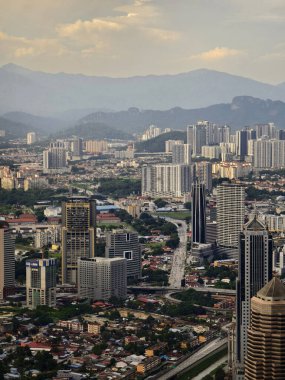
[0, 117, 41, 139]
[58, 122, 132, 140]
[135, 131, 186, 152]
[79, 96, 285, 132]
[2, 112, 69, 134]
[1, 63, 285, 115]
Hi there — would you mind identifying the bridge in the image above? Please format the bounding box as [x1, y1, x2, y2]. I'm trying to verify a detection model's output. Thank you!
[128, 286, 236, 296]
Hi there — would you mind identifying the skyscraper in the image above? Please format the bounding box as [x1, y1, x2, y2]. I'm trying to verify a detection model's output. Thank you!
[244, 277, 285, 380]
[0, 222, 15, 300]
[193, 122, 207, 156]
[216, 183, 245, 251]
[236, 130, 248, 160]
[105, 230, 141, 281]
[26, 258, 57, 309]
[78, 257, 127, 301]
[191, 179, 206, 244]
[61, 197, 96, 285]
[235, 216, 272, 378]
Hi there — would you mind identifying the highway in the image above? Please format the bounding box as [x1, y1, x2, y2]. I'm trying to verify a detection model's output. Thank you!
[128, 285, 236, 296]
[155, 338, 227, 380]
[165, 218, 188, 289]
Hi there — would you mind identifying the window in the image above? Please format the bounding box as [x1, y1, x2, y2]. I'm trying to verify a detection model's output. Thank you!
[124, 251, 133, 260]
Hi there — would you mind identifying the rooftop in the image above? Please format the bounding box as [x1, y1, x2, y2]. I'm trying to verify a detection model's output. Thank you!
[257, 277, 285, 301]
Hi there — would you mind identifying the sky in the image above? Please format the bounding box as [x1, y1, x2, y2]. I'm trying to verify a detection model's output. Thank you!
[0, 0, 285, 83]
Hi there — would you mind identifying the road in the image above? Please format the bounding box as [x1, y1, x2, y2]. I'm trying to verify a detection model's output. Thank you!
[156, 338, 227, 380]
[128, 285, 236, 296]
[191, 354, 227, 380]
[166, 219, 188, 289]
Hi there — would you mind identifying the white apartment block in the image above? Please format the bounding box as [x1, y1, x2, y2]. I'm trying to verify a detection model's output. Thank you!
[77, 257, 127, 301]
[142, 164, 192, 198]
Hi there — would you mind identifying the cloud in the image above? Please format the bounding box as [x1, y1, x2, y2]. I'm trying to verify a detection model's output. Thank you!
[144, 28, 180, 42]
[57, 18, 124, 38]
[191, 47, 244, 60]
[0, 31, 66, 58]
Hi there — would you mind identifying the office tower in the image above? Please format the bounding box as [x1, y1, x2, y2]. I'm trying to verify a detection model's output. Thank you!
[26, 258, 57, 309]
[172, 144, 192, 164]
[235, 216, 272, 378]
[27, 132, 37, 145]
[78, 257, 127, 301]
[61, 197, 96, 285]
[191, 179, 206, 244]
[165, 140, 184, 153]
[193, 122, 207, 156]
[71, 137, 83, 157]
[216, 184, 245, 250]
[187, 125, 194, 147]
[141, 164, 192, 198]
[0, 222, 15, 300]
[194, 162, 212, 192]
[43, 142, 67, 173]
[244, 277, 285, 380]
[236, 130, 248, 160]
[105, 231, 141, 280]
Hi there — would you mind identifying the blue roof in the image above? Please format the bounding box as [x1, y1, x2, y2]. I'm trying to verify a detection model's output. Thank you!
[97, 205, 119, 211]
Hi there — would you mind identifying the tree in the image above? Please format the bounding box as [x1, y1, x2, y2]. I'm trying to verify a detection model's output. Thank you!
[34, 351, 57, 372]
[154, 198, 168, 208]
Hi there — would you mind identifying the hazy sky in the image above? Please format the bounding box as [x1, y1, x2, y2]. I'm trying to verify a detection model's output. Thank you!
[0, 0, 285, 83]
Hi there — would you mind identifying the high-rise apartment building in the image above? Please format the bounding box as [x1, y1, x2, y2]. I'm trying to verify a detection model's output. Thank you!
[78, 257, 127, 301]
[216, 184, 245, 250]
[244, 277, 285, 380]
[172, 144, 192, 164]
[26, 258, 57, 309]
[235, 216, 272, 378]
[255, 123, 278, 139]
[141, 164, 192, 198]
[43, 142, 67, 173]
[71, 137, 83, 157]
[27, 132, 37, 145]
[85, 140, 108, 154]
[165, 140, 184, 153]
[105, 231, 141, 281]
[0, 222, 15, 300]
[193, 122, 207, 156]
[61, 197, 96, 285]
[191, 179, 206, 244]
[187, 125, 194, 147]
[253, 139, 285, 168]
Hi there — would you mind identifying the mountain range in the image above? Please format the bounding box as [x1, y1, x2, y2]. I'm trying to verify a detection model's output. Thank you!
[77, 96, 285, 132]
[1, 63, 285, 116]
[1, 96, 285, 139]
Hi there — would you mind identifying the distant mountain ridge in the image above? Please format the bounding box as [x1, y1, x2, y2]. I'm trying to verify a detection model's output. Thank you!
[78, 96, 285, 132]
[1, 63, 285, 116]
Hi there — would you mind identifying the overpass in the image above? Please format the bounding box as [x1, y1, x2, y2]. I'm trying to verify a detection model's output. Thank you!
[128, 286, 236, 296]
